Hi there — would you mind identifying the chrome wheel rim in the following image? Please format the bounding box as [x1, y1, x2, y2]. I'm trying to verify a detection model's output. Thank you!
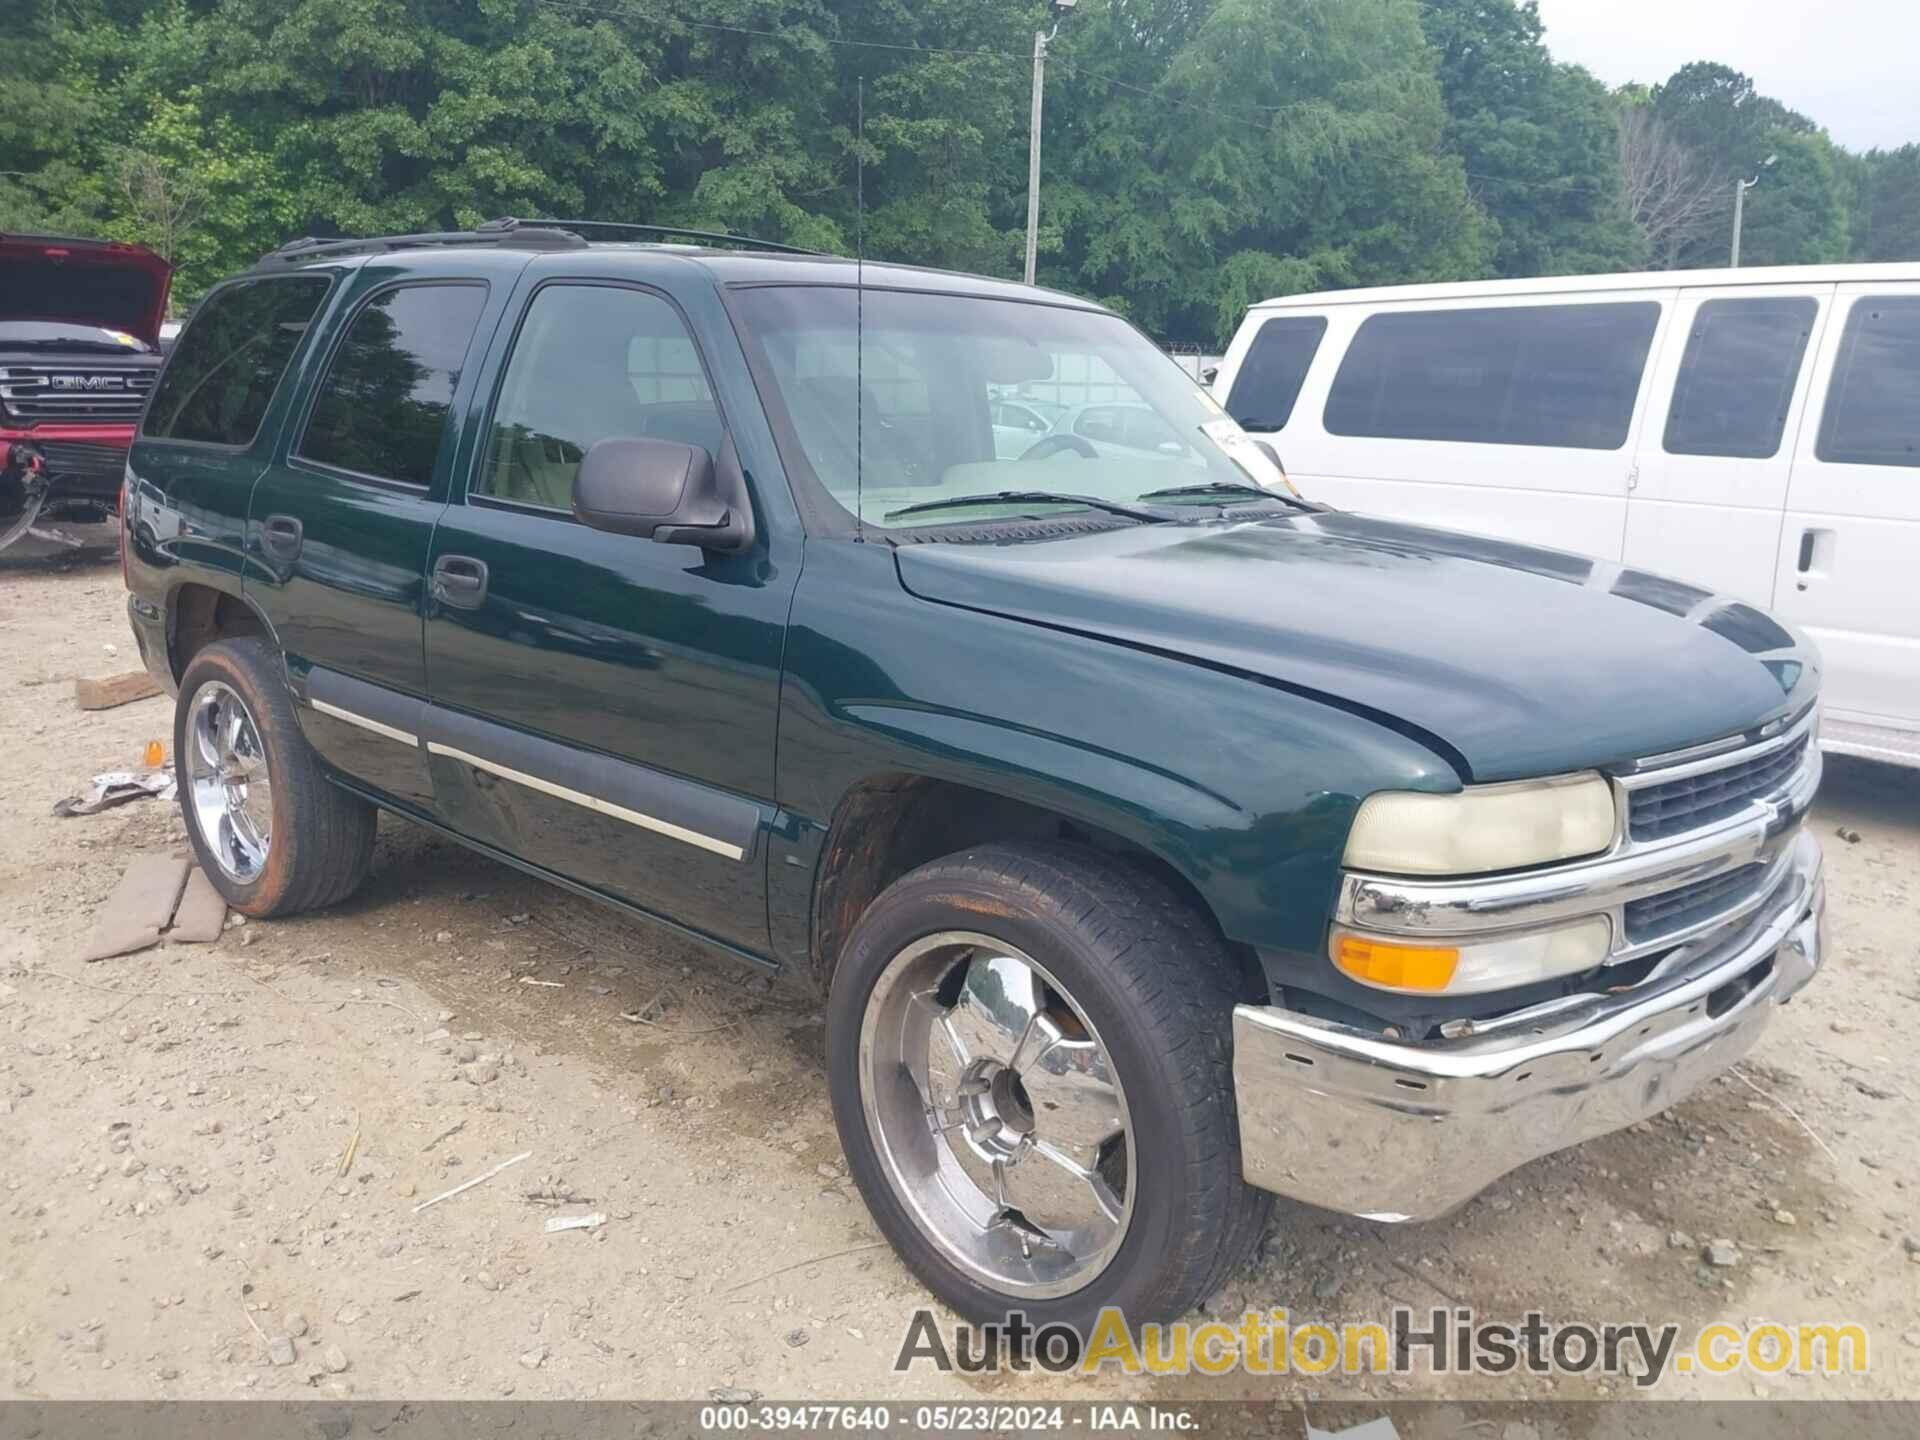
[858, 931, 1135, 1298]
[183, 681, 272, 883]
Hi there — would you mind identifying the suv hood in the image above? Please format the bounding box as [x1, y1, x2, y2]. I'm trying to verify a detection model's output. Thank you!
[0, 234, 172, 346]
[894, 511, 1818, 783]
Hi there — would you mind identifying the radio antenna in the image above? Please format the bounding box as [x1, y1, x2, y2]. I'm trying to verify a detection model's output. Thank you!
[854, 74, 866, 543]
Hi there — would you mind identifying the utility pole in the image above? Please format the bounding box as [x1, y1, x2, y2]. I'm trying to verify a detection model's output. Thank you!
[1024, 0, 1075, 287]
[1730, 153, 1777, 268]
[1023, 27, 1049, 286]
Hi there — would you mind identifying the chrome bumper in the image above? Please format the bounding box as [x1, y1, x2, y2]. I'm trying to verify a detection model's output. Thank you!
[1231, 830, 1823, 1221]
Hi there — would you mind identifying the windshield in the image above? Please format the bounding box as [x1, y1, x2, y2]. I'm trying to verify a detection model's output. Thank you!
[734, 286, 1286, 530]
[0, 320, 155, 354]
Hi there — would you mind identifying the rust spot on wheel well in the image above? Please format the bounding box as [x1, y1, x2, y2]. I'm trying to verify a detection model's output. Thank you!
[169, 584, 267, 681]
[807, 774, 1250, 997]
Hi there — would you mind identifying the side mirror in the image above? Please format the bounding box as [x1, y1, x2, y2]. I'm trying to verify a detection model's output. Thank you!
[1253, 439, 1285, 471]
[573, 436, 755, 552]
[1200, 365, 1219, 386]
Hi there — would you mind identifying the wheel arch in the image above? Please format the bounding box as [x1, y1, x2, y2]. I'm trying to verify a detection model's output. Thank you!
[806, 769, 1264, 1004]
[166, 578, 279, 684]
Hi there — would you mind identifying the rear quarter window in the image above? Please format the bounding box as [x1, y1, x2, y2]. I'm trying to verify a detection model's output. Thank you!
[142, 276, 332, 447]
[1324, 302, 1661, 451]
[1224, 315, 1327, 432]
[1816, 296, 1920, 467]
[297, 282, 488, 486]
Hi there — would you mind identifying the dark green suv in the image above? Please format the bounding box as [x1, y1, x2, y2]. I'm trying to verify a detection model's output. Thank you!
[124, 219, 1826, 1329]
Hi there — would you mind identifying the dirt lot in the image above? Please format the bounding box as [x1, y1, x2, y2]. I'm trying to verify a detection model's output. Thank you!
[3, 559, 1918, 1404]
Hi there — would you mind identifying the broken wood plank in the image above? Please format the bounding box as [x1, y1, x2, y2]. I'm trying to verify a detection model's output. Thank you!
[80, 854, 190, 962]
[167, 866, 227, 943]
[74, 672, 163, 711]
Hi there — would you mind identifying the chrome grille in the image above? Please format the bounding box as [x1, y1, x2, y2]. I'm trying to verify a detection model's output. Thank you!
[1629, 734, 1810, 843]
[0, 364, 156, 423]
[1625, 863, 1768, 942]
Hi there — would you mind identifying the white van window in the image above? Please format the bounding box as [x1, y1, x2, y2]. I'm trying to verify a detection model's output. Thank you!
[1817, 297, 1920, 468]
[1324, 302, 1661, 450]
[1664, 298, 1816, 460]
[1224, 316, 1327, 432]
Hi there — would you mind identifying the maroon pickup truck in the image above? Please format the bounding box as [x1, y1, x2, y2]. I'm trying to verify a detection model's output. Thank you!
[1, 233, 172, 552]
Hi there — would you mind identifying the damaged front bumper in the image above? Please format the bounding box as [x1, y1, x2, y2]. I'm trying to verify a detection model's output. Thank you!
[1231, 830, 1824, 1222]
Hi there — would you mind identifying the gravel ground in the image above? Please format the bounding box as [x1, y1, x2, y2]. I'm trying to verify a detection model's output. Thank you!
[3, 560, 1918, 1403]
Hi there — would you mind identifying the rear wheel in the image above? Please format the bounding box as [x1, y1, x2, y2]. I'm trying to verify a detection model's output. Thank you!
[827, 842, 1270, 1329]
[175, 637, 376, 916]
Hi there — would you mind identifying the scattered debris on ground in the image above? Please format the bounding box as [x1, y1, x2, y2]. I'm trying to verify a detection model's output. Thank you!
[53, 769, 174, 818]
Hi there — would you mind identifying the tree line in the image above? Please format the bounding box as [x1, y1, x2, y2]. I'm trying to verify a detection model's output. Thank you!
[3, 0, 1916, 344]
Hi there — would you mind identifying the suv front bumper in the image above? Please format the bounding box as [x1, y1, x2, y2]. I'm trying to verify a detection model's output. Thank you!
[1231, 830, 1823, 1221]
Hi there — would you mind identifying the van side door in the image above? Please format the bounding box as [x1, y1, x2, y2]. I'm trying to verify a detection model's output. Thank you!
[419, 267, 799, 955]
[1625, 283, 1834, 604]
[1302, 294, 1674, 559]
[1771, 283, 1920, 758]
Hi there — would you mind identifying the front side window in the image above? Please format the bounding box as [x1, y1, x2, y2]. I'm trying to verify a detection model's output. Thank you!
[142, 276, 331, 446]
[1324, 302, 1662, 451]
[298, 283, 487, 486]
[733, 286, 1273, 532]
[1817, 296, 1920, 468]
[1664, 297, 1816, 460]
[474, 285, 721, 510]
[1224, 315, 1327, 432]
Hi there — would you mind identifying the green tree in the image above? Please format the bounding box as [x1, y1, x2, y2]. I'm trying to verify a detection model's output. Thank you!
[1850, 145, 1920, 262]
[1045, 0, 1492, 343]
[1649, 60, 1831, 268]
[1419, 0, 1645, 277]
[1738, 127, 1851, 266]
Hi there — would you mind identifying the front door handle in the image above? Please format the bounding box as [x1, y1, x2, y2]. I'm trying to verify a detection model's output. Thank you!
[432, 554, 489, 610]
[261, 514, 303, 560]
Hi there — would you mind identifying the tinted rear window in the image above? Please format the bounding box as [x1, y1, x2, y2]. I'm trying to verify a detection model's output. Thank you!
[297, 283, 487, 486]
[142, 277, 331, 446]
[1225, 315, 1327, 431]
[1817, 296, 1920, 467]
[1664, 297, 1816, 460]
[1324, 302, 1661, 450]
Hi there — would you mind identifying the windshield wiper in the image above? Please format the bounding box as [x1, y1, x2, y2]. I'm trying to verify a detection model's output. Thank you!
[883, 490, 1175, 524]
[1137, 481, 1316, 511]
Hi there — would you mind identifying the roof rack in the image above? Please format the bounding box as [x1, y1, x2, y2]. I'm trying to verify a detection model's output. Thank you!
[509, 218, 824, 256]
[254, 217, 588, 268]
[255, 216, 823, 269]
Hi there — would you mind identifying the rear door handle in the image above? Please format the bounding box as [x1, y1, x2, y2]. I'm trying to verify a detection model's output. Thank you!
[1795, 527, 1832, 590]
[432, 554, 489, 610]
[261, 514, 303, 560]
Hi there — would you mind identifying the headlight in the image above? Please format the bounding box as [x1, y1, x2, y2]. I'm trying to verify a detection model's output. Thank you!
[1343, 772, 1617, 877]
[1330, 916, 1613, 995]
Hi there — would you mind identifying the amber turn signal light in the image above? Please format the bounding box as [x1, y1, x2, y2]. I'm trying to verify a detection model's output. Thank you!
[1332, 934, 1460, 992]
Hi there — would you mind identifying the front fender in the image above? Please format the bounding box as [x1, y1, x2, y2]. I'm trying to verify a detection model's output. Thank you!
[773, 541, 1459, 967]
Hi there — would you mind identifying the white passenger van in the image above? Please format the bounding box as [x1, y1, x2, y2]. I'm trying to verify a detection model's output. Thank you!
[1214, 266, 1920, 769]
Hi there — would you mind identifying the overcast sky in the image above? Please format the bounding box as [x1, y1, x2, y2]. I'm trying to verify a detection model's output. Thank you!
[1532, 0, 1920, 152]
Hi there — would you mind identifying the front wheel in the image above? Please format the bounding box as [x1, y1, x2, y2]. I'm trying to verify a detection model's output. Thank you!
[827, 842, 1270, 1330]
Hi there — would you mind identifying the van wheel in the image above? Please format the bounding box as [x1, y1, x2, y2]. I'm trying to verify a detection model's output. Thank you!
[175, 637, 376, 916]
[827, 842, 1270, 1330]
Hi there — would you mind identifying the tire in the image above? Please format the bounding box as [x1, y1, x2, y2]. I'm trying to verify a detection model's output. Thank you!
[826, 841, 1271, 1331]
[174, 636, 376, 916]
